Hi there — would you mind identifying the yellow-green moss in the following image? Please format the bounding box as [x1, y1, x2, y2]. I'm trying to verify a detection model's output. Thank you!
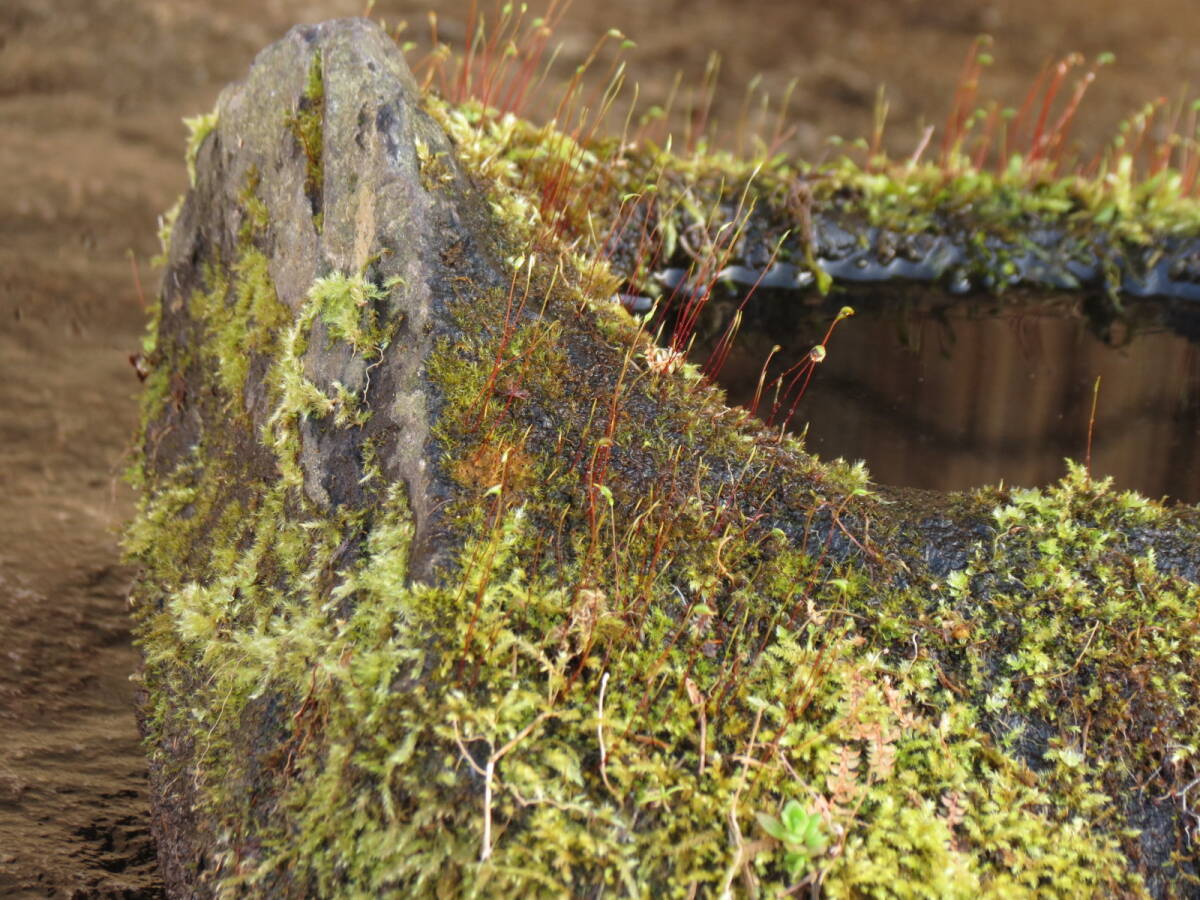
[286, 53, 326, 231]
[185, 247, 288, 408]
[129, 257, 1183, 895]
[238, 166, 271, 244]
[127, 38, 1200, 900]
[308, 270, 398, 356]
[184, 109, 218, 187]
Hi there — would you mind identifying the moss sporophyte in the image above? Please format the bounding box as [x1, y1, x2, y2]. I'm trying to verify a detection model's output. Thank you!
[127, 15, 1200, 899]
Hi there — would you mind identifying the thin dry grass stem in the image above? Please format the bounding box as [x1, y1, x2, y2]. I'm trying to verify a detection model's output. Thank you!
[452, 711, 556, 862]
[939, 35, 992, 169]
[769, 77, 801, 158]
[1085, 375, 1101, 480]
[718, 705, 766, 899]
[597, 670, 616, 795]
[468, 245, 539, 431]
[702, 232, 788, 382]
[969, 101, 1001, 171]
[868, 85, 889, 171]
[617, 78, 642, 156]
[685, 677, 708, 775]
[127, 249, 147, 310]
[685, 52, 722, 156]
[749, 345, 782, 419]
[1003, 59, 1051, 165]
[905, 124, 935, 171]
[734, 74, 763, 160]
[1026, 54, 1079, 166]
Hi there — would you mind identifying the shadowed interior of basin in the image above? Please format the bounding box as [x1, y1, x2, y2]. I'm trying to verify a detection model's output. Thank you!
[677, 285, 1200, 501]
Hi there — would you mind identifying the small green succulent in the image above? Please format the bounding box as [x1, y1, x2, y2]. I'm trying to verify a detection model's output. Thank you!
[756, 800, 828, 881]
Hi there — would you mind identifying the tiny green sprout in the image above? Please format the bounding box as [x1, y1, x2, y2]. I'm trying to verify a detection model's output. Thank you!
[756, 799, 828, 881]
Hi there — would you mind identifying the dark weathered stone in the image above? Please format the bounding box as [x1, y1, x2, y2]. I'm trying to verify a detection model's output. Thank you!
[141, 19, 511, 894]
[155, 18, 506, 573]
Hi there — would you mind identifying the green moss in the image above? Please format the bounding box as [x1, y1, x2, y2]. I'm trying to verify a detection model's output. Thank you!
[286, 53, 326, 231]
[256, 268, 404, 486]
[186, 247, 288, 409]
[129, 37, 1200, 900]
[131, 257, 1182, 894]
[415, 137, 456, 191]
[152, 194, 184, 269]
[183, 110, 217, 188]
[901, 466, 1200, 857]
[308, 270, 399, 356]
[238, 165, 271, 244]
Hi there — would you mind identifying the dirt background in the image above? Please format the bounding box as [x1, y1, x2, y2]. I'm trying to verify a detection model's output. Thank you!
[2, 0, 1197, 895]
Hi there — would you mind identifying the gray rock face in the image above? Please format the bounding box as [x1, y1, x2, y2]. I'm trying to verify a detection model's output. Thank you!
[157, 18, 500, 579]
[142, 19, 509, 893]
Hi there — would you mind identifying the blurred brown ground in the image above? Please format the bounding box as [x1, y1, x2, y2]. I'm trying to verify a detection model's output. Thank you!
[1, 1, 1196, 894]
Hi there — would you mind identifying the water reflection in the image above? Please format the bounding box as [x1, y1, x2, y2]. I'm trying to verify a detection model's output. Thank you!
[688, 287, 1200, 502]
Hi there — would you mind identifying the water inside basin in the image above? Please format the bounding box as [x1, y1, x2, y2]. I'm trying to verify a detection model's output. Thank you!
[681, 286, 1200, 502]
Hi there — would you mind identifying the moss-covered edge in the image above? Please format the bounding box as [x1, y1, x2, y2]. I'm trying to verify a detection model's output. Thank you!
[425, 97, 1200, 312]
